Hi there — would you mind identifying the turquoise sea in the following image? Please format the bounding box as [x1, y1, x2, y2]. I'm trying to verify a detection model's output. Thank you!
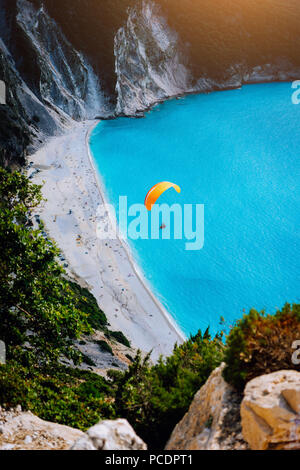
[90, 82, 300, 336]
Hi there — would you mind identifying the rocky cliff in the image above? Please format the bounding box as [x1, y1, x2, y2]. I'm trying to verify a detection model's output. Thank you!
[241, 370, 300, 450]
[0, 0, 108, 167]
[114, 0, 300, 115]
[166, 365, 300, 451]
[166, 364, 248, 450]
[1, 0, 300, 165]
[114, 1, 193, 116]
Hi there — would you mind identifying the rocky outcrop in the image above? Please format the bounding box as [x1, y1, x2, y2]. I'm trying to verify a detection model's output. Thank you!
[166, 364, 248, 450]
[166, 366, 300, 451]
[16, 0, 105, 121]
[0, 0, 107, 167]
[1, 369, 300, 451]
[0, 36, 58, 167]
[2, 0, 300, 164]
[71, 419, 147, 450]
[114, 1, 193, 116]
[241, 370, 300, 450]
[114, 1, 300, 116]
[0, 407, 84, 450]
[0, 410, 146, 451]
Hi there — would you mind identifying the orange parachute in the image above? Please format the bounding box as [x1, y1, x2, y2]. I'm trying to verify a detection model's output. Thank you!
[144, 182, 181, 211]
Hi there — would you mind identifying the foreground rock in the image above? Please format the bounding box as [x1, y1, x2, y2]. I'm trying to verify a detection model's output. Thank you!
[166, 364, 248, 450]
[71, 419, 147, 450]
[241, 370, 300, 450]
[0, 408, 84, 450]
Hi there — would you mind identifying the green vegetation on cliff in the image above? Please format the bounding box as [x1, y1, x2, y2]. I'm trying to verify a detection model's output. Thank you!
[67, 281, 108, 330]
[0, 362, 115, 430]
[0, 169, 129, 364]
[0, 330, 224, 445]
[0, 169, 90, 366]
[223, 303, 300, 390]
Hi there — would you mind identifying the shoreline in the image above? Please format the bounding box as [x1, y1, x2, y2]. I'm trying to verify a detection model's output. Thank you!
[29, 120, 185, 361]
[86, 122, 186, 344]
[97, 76, 300, 121]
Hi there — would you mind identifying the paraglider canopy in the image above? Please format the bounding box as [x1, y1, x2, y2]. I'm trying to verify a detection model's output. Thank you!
[144, 182, 181, 211]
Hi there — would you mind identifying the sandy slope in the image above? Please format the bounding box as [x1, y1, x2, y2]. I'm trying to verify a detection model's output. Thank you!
[29, 121, 185, 360]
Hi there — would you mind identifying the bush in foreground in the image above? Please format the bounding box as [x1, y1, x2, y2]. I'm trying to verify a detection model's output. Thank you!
[109, 329, 225, 449]
[223, 303, 300, 390]
[1, 303, 299, 447]
[0, 361, 115, 430]
[0, 169, 130, 364]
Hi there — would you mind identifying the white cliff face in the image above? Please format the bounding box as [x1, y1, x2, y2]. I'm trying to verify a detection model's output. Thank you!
[114, 0, 300, 117]
[1, 0, 112, 165]
[113, 2, 252, 116]
[114, 1, 193, 116]
[2, 0, 299, 166]
[0, 35, 61, 165]
[16, 0, 107, 121]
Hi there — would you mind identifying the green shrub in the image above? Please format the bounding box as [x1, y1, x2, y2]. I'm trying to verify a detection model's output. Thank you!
[106, 331, 131, 348]
[0, 362, 115, 430]
[81, 354, 96, 367]
[68, 281, 107, 330]
[96, 340, 114, 355]
[109, 329, 224, 449]
[223, 303, 300, 390]
[0, 169, 90, 365]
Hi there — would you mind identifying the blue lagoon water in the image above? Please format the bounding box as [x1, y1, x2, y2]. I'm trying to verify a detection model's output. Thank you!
[90, 83, 300, 336]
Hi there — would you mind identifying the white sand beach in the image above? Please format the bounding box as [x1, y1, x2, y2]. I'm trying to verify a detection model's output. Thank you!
[29, 121, 185, 360]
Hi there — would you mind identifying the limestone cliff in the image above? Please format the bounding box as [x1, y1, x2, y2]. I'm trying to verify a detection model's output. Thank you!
[166, 364, 248, 450]
[114, 1, 193, 116]
[1, 0, 300, 165]
[167, 366, 300, 451]
[0, 0, 107, 167]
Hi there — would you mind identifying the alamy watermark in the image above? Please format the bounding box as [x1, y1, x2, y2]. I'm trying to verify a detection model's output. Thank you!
[0, 80, 6, 105]
[96, 197, 205, 251]
[291, 80, 300, 104]
[292, 340, 300, 365]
